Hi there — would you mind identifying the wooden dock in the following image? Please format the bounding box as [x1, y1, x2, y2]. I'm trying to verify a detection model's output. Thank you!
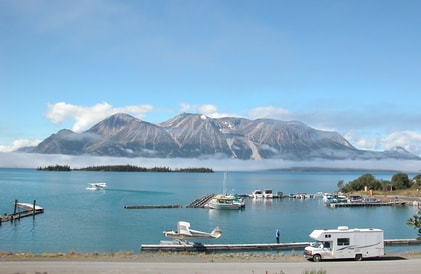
[384, 239, 421, 245]
[124, 205, 182, 209]
[329, 202, 405, 208]
[140, 242, 312, 252]
[186, 194, 216, 208]
[0, 200, 44, 223]
[140, 239, 421, 252]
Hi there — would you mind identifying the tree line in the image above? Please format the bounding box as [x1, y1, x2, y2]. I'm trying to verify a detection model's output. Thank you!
[37, 164, 213, 173]
[338, 172, 421, 193]
[37, 165, 71, 171]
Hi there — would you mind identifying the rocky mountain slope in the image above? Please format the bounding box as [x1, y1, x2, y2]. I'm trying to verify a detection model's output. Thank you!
[30, 113, 420, 160]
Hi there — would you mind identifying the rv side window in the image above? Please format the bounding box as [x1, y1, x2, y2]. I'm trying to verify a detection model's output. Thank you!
[337, 238, 350, 246]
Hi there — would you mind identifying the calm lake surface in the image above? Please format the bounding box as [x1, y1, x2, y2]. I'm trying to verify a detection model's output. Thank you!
[0, 168, 420, 254]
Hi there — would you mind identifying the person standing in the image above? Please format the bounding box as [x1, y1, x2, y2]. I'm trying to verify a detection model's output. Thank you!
[275, 229, 280, 243]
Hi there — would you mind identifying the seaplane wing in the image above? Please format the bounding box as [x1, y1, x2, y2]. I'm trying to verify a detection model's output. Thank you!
[163, 221, 222, 240]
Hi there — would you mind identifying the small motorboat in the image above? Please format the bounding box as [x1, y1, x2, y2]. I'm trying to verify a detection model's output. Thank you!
[86, 182, 107, 190]
[251, 190, 264, 198]
[263, 189, 273, 199]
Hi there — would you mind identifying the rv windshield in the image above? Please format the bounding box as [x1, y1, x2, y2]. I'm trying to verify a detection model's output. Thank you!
[315, 241, 331, 249]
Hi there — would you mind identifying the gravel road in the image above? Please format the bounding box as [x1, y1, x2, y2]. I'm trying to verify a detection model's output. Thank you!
[1, 256, 420, 274]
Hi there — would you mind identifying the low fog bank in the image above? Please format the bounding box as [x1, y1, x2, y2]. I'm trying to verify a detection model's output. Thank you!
[1, 152, 420, 173]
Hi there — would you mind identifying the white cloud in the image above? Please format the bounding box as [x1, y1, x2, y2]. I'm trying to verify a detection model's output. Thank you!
[353, 138, 377, 150]
[1, 152, 420, 173]
[45, 102, 153, 132]
[179, 103, 191, 113]
[382, 131, 421, 155]
[344, 132, 380, 151]
[0, 139, 41, 152]
[247, 106, 293, 120]
[179, 103, 241, 119]
[198, 104, 218, 115]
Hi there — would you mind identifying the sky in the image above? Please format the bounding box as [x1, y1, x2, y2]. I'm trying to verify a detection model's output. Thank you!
[1, 0, 421, 170]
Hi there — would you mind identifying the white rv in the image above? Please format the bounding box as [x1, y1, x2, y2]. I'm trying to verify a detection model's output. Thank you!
[304, 226, 384, 262]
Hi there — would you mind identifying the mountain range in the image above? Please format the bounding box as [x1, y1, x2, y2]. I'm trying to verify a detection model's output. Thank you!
[28, 113, 420, 161]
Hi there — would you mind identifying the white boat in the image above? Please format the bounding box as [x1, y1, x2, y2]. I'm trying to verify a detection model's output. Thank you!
[323, 193, 346, 203]
[251, 190, 264, 198]
[163, 221, 222, 242]
[207, 194, 245, 210]
[295, 193, 308, 199]
[86, 182, 107, 190]
[362, 197, 380, 203]
[325, 194, 347, 204]
[347, 195, 363, 203]
[322, 193, 333, 202]
[263, 189, 273, 199]
[207, 171, 245, 210]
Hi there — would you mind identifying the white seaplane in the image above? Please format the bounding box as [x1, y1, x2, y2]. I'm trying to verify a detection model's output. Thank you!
[86, 182, 107, 191]
[163, 221, 222, 244]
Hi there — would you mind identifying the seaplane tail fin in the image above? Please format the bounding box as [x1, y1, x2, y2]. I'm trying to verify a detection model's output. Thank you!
[210, 227, 222, 239]
[177, 221, 192, 236]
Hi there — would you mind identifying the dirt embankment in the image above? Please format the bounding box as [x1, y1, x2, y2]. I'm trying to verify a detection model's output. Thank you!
[1, 250, 421, 263]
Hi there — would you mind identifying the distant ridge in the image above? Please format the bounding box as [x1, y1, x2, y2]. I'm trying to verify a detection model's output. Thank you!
[29, 113, 420, 161]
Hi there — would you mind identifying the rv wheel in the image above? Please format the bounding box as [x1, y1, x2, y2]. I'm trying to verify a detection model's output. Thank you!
[355, 254, 362, 261]
[313, 254, 322, 262]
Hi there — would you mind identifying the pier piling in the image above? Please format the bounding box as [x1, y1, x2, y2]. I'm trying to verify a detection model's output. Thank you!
[0, 200, 44, 223]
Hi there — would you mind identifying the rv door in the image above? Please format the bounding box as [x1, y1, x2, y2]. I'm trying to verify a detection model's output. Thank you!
[335, 237, 352, 258]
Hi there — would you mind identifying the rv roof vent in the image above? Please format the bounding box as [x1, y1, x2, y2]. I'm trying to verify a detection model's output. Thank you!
[337, 226, 349, 230]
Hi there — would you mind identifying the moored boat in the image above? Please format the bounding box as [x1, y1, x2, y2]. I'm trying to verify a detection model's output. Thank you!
[347, 195, 362, 203]
[207, 194, 245, 210]
[251, 190, 264, 199]
[362, 196, 380, 203]
[325, 194, 347, 204]
[263, 189, 273, 199]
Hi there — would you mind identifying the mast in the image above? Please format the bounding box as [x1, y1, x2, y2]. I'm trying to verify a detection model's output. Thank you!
[223, 171, 227, 194]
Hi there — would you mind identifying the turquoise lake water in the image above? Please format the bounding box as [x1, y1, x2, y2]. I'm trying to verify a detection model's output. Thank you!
[0, 168, 420, 254]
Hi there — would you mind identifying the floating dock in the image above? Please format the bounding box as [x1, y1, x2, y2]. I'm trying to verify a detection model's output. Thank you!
[328, 201, 406, 208]
[186, 194, 216, 208]
[0, 200, 44, 223]
[140, 242, 312, 252]
[140, 239, 421, 252]
[384, 239, 421, 245]
[124, 205, 182, 209]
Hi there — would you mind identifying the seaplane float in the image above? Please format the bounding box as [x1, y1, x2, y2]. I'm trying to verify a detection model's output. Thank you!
[86, 182, 107, 191]
[163, 221, 222, 244]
